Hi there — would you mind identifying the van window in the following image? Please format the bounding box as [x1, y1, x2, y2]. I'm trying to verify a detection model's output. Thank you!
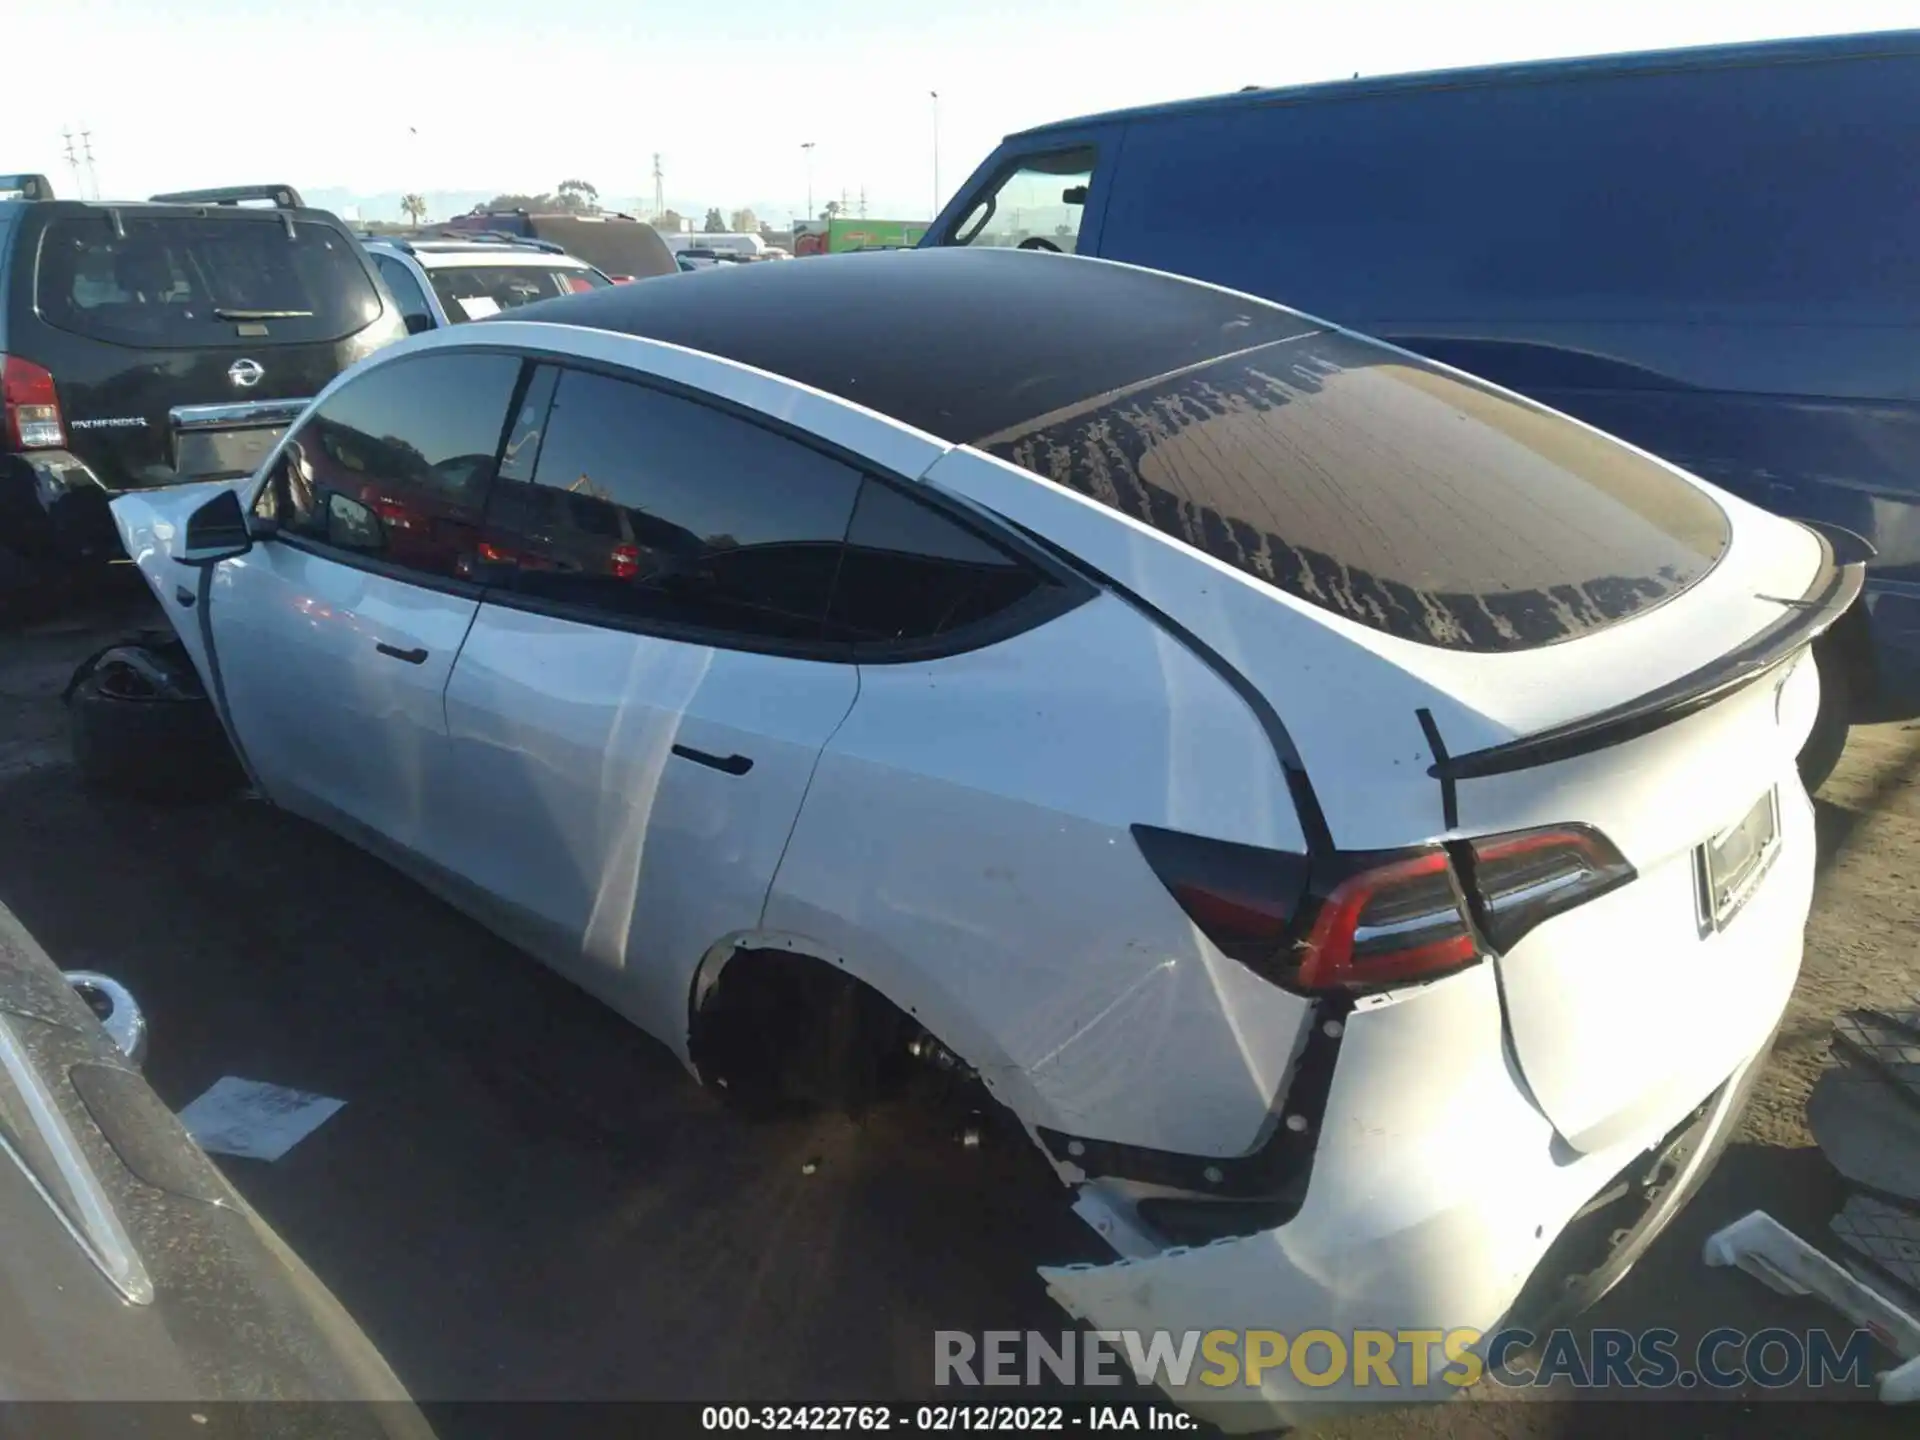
[35, 215, 384, 347]
[980, 331, 1731, 652]
[948, 148, 1094, 253]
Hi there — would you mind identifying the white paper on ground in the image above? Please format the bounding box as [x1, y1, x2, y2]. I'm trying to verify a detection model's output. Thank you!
[177, 1076, 345, 1161]
[456, 295, 500, 320]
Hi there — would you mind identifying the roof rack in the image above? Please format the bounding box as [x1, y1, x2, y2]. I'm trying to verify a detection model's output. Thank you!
[433, 229, 568, 253]
[0, 174, 55, 200]
[149, 183, 305, 209]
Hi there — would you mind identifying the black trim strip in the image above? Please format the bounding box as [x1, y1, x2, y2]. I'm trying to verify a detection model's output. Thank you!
[1036, 994, 1352, 1203]
[670, 745, 754, 776]
[1431, 539, 1864, 783]
[1415, 707, 1458, 828]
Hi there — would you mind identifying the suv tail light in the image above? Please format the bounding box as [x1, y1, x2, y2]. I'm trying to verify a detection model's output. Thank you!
[1295, 849, 1479, 990]
[2, 355, 64, 450]
[1466, 824, 1634, 952]
[1135, 821, 1636, 995]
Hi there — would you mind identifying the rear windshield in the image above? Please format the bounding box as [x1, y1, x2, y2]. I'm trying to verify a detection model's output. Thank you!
[35, 214, 384, 348]
[980, 332, 1731, 651]
[428, 264, 609, 320]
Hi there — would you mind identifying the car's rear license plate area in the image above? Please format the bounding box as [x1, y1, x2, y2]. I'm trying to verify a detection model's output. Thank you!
[172, 425, 287, 483]
[1696, 787, 1781, 932]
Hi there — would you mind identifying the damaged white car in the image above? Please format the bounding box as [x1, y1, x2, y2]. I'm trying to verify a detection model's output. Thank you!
[102, 249, 1860, 1428]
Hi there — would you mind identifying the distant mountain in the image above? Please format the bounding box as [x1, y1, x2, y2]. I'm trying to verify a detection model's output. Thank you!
[301, 188, 497, 224]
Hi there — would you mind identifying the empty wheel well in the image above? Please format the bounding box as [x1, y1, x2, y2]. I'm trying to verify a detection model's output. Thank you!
[687, 947, 926, 1116]
[1821, 596, 1879, 700]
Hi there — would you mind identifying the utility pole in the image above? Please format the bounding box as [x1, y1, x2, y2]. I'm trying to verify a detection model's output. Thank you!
[60, 128, 84, 198]
[79, 128, 100, 199]
[858, 185, 867, 219]
[651, 153, 665, 220]
[930, 90, 940, 221]
[800, 141, 816, 222]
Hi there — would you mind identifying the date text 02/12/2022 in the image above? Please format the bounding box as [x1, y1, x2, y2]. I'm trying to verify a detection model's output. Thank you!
[700, 1405, 1196, 1431]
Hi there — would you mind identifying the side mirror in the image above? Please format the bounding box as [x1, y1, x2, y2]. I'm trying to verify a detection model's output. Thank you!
[178, 486, 253, 566]
[404, 312, 435, 335]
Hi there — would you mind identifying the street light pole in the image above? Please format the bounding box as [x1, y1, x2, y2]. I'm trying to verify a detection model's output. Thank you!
[801, 141, 816, 223]
[929, 91, 940, 220]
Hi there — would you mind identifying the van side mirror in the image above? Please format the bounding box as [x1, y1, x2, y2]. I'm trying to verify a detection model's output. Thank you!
[178, 487, 254, 566]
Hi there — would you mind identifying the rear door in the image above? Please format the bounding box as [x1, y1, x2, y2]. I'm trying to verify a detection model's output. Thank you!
[432, 364, 862, 1046]
[25, 209, 396, 490]
[210, 349, 522, 853]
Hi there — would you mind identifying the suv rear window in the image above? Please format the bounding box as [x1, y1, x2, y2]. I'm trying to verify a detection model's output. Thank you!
[980, 332, 1731, 651]
[35, 215, 383, 348]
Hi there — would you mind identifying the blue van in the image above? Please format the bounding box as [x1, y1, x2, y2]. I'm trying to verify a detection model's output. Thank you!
[924, 30, 1920, 785]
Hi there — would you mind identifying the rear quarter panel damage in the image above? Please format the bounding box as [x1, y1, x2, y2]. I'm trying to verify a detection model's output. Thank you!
[764, 590, 1315, 1160]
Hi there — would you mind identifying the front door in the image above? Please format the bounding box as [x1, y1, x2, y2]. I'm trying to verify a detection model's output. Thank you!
[208, 349, 523, 852]
[428, 364, 867, 1047]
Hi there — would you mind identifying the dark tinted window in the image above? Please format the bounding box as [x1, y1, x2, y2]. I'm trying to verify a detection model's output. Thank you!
[264, 352, 521, 581]
[983, 331, 1730, 651]
[485, 368, 862, 642]
[36, 216, 384, 347]
[825, 478, 1043, 645]
[373, 255, 433, 325]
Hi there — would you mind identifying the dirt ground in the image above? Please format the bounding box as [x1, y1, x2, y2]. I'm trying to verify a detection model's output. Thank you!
[1, 582, 1915, 1438]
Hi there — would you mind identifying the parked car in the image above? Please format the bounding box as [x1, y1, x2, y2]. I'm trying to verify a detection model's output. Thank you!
[360, 236, 614, 333]
[102, 249, 1857, 1428]
[438, 209, 679, 283]
[0, 899, 429, 1425]
[0, 178, 406, 600]
[922, 28, 1920, 787]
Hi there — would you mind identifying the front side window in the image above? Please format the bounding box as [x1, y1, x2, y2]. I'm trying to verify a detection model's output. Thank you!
[483, 367, 863, 642]
[36, 215, 384, 347]
[947, 148, 1094, 253]
[262, 351, 522, 581]
[427, 265, 609, 322]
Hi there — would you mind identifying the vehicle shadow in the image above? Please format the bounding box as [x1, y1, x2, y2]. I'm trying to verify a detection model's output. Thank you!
[0, 764, 1094, 1404]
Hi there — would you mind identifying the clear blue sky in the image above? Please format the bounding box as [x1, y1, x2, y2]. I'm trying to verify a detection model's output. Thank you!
[18, 0, 1917, 224]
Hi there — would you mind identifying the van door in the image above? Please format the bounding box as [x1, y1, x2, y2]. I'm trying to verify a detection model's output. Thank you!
[927, 129, 1122, 256]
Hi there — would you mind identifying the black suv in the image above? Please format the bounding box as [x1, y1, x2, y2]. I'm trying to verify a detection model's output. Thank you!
[0, 175, 405, 595]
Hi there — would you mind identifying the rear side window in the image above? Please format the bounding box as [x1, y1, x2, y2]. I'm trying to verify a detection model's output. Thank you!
[427, 265, 607, 321]
[824, 478, 1044, 645]
[35, 215, 384, 348]
[483, 367, 864, 643]
[981, 331, 1731, 651]
[263, 351, 521, 581]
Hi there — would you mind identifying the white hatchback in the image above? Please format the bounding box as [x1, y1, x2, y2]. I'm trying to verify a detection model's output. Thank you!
[112, 249, 1859, 1428]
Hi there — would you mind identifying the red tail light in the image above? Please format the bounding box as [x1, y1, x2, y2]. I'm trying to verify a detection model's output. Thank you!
[2, 354, 64, 450]
[1466, 825, 1634, 952]
[1295, 849, 1479, 990]
[1136, 821, 1634, 995]
[610, 543, 641, 580]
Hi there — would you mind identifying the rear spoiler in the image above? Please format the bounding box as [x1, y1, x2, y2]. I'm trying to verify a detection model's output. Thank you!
[150, 184, 305, 209]
[1427, 530, 1866, 786]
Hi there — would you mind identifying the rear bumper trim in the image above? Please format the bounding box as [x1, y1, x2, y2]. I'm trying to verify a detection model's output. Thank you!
[169, 399, 310, 433]
[1431, 531, 1865, 782]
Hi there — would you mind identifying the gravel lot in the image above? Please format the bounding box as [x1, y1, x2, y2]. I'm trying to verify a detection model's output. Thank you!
[1, 583, 1914, 1438]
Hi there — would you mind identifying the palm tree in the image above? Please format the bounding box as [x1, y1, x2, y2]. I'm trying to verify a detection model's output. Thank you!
[401, 194, 428, 226]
